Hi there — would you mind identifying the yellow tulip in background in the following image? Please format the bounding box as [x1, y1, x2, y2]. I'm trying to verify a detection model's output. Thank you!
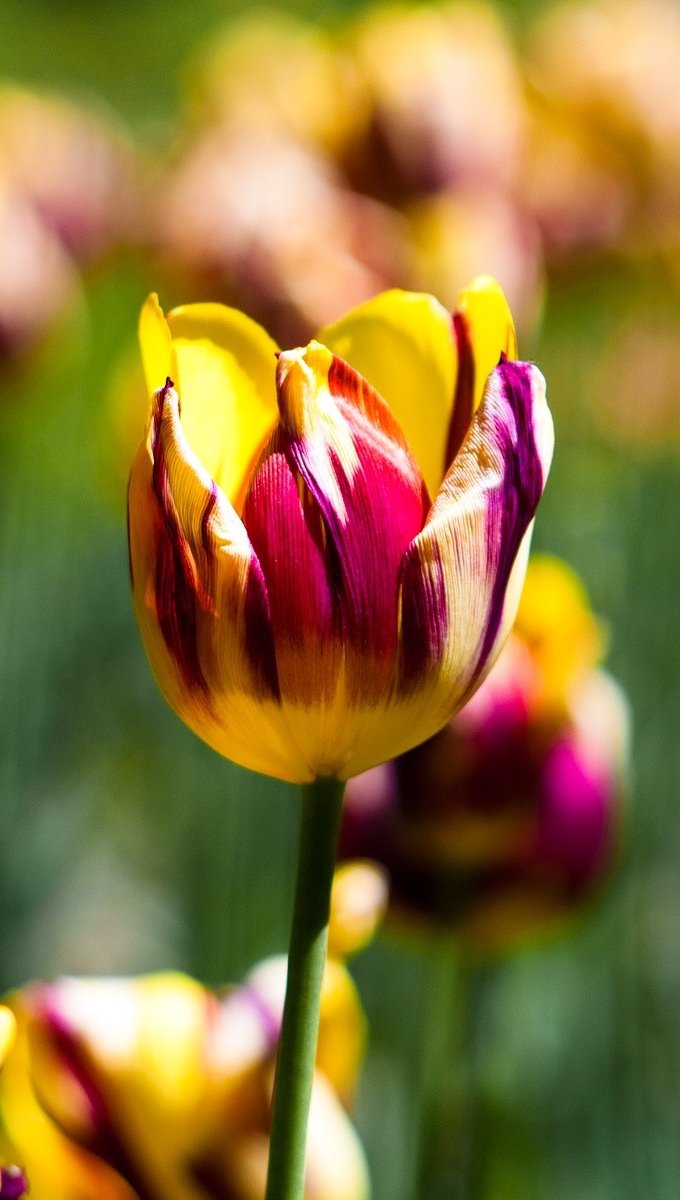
[0, 957, 368, 1200]
[342, 555, 629, 952]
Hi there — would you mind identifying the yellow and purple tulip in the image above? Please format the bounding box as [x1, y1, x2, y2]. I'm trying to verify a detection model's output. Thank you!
[0, 966, 368, 1200]
[128, 278, 553, 782]
[341, 557, 629, 952]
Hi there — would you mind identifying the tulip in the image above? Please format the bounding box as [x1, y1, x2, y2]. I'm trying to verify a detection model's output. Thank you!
[344, 4, 526, 203]
[0, 85, 140, 264]
[155, 128, 406, 346]
[0, 179, 80, 361]
[342, 556, 629, 952]
[0, 967, 368, 1200]
[524, 0, 680, 259]
[127, 277, 553, 784]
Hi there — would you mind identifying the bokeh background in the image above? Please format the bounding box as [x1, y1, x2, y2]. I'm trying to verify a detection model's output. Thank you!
[1, 0, 679, 1196]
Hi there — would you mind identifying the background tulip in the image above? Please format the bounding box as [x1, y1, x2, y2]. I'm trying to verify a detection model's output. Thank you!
[341, 556, 628, 952]
[0, 966, 368, 1200]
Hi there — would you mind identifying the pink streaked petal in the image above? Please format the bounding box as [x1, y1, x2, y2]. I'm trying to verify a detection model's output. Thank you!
[150, 381, 279, 704]
[244, 346, 430, 706]
[242, 430, 342, 706]
[130, 382, 315, 781]
[397, 359, 553, 719]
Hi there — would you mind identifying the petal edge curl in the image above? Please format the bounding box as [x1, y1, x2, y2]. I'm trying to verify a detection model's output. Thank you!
[128, 382, 310, 782]
[318, 289, 457, 496]
[397, 358, 554, 731]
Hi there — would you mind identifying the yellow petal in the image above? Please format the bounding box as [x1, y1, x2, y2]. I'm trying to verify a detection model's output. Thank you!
[318, 288, 457, 496]
[394, 359, 554, 746]
[139, 292, 174, 401]
[139, 297, 280, 511]
[0, 995, 127, 1199]
[303, 1072, 370, 1200]
[455, 275, 517, 382]
[514, 555, 605, 708]
[0, 1007, 15, 1067]
[446, 275, 518, 463]
[167, 302, 279, 510]
[328, 861, 389, 958]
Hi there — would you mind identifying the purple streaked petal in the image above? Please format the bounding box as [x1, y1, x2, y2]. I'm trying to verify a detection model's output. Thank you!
[443, 276, 519, 474]
[243, 347, 430, 706]
[33, 996, 159, 1200]
[397, 358, 553, 714]
[472, 359, 548, 682]
[443, 310, 476, 469]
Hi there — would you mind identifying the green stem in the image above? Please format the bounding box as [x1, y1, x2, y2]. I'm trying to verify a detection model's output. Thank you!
[415, 941, 460, 1196]
[416, 945, 486, 1200]
[265, 777, 346, 1200]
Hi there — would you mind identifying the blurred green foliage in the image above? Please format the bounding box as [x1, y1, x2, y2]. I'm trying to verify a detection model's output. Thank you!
[1, 2, 680, 1199]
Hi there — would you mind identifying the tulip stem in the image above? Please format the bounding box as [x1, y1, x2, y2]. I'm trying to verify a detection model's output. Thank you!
[416, 946, 486, 1199]
[265, 777, 346, 1200]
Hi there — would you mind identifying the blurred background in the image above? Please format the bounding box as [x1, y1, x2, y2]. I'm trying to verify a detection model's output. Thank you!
[0, 0, 679, 1196]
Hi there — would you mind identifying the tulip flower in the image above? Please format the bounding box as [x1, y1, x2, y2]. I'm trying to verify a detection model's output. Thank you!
[128, 277, 553, 785]
[342, 557, 629, 953]
[0, 966, 368, 1200]
[155, 128, 406, 346]
[0, 85, 140, 264]
[345, 4, 525, 203]
[127, 276, 552, 1200]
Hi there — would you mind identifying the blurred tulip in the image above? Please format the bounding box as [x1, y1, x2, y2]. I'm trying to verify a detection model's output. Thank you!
[592, 309, 680, 451]
[524, 0, 680, 256]
[0, 179, 80, 362]
[189, 13, 358, 159]
[405, 188, 545, 338]
[0, 86, 141, 263]
[154, 128, 407, 346]
[342, 557, 629, 953]
[0, 967, 368, 1200]
[328, 861, 389, 959]
[519, 103, 633, 264]
[127, 279, 552, 782]
[344, 4, 526, 203]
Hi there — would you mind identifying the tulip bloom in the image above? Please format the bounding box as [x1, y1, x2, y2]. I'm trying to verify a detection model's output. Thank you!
[0, 966, 368, 1200]
[341, 557, 629, 952]
[128, 278, 553, 782]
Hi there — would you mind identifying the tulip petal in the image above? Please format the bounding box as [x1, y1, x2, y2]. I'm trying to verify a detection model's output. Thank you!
[19, 977, 219, 1200]
[397, 358, 554, 738]
[318, 289, 457, 496]
[0, 1010, 14, 1068]
[242, 343, 429, 777]
[139, 293, 174, 397]
[129, 380, 309, 782]
[139, 297, 280, 511]
[444, 275, 518, 467]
